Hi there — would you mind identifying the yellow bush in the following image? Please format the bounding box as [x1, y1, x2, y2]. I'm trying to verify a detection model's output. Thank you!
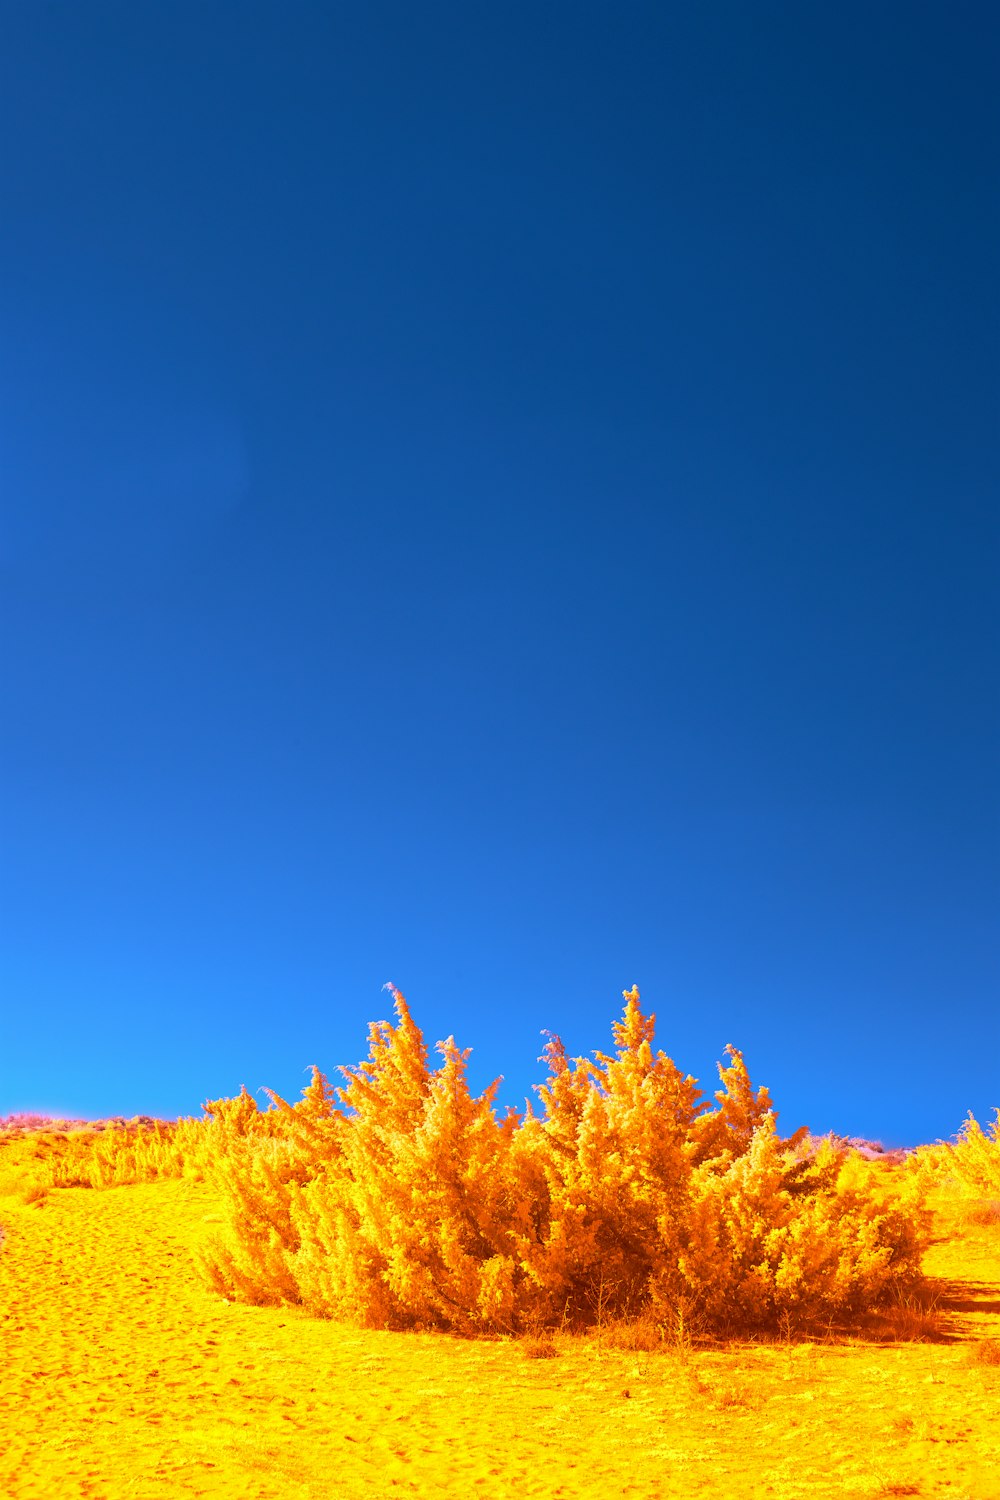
[196, 1071, 344, 1305]
[287, 1000, 533, 1333]
[0, 1118, 215, 1195]
[940, 1111, 1000, 1199]
[194, 985, 934, 1339]
[678, 1128, 930, 1333]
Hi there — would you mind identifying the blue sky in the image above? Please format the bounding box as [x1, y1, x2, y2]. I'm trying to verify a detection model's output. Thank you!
[1, 3, 996, 1148]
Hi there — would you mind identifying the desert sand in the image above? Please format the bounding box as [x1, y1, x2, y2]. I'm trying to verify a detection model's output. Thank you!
[0, 1171, 998, 1499]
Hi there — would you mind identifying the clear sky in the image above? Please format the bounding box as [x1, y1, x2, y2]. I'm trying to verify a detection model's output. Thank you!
[1, 4, 996, 1148]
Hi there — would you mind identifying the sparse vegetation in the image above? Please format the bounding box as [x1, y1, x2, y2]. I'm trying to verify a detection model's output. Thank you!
[521, 1335, 559, 1359]
[964, 1199, 1000, 1227]
[0, 1114, 214, 1197]
[911, 1111, 1000, 1200]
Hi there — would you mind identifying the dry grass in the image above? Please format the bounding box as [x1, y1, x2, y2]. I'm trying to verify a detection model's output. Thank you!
[864, 1284, 945, 1343]
[963, 1198, 1000, 1227]
[599, 1312, 663, 1353]
[700, 1365, 770, 1411]
[520, 1335, 559, 1359]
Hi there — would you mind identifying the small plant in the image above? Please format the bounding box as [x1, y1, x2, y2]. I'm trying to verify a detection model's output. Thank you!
[666, 1297, 705, 1363]
[871, 1285, 943, 1343]
[586, 1271, 621, 1358]
[963, 1199, 1000, 1227]
[969, 1338, 1000, 1366]
[602, 1314, 662, 1354]
[714, 1373, 767, 1411]
[521, 1336, 558, 1359]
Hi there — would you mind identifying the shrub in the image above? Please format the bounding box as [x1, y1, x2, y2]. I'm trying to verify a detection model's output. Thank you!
[195, 985, 933, 1338]
[964, 1199, 1000, 1227]
[521, 1336, 559, 1359]
[196, 1072, 343, 1306]
[0, 1117, 214, 1195]
[286, 1005, 532, 1333]
[942, 1111, 1000, 1198]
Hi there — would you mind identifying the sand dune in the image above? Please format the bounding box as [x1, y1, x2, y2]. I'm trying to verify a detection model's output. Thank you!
[0, 1173, 998, 1498]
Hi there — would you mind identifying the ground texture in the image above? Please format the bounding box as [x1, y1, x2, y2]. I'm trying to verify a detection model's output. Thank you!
[1, 1175, 999, 1499]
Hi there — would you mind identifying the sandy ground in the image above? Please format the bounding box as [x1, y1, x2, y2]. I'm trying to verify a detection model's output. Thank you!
[1, 1175, 999, 1499]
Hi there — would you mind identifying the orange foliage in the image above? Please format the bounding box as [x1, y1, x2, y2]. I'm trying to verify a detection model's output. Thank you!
[194, 985, 933, 1336]
[911, 1109, 1000, 1199]
[0, 987, 938, 1339]
[0, 1116, 213, 1199]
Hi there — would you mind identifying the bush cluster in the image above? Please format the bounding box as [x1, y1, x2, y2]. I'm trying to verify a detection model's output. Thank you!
[912, 1110, 1000, 1199]
[0, 1116, 214, 1199]
[195, 986, 932, 1337]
